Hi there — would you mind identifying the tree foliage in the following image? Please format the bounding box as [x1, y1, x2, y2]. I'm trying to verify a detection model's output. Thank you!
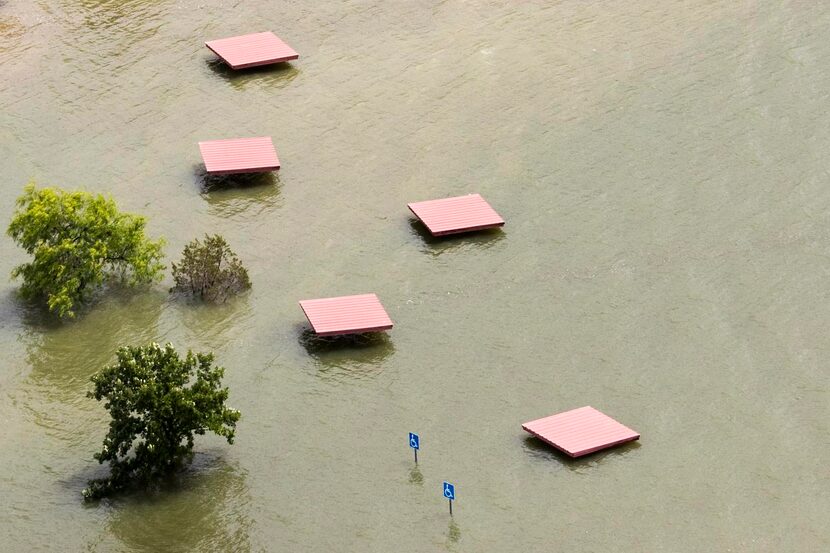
[7, 184, 165, 318]
[171, 234, 251, 303]
[84, 343, 241, 500]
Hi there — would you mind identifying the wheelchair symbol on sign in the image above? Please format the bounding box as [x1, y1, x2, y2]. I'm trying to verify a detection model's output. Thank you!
[443, 482, 455, 500]
[409, 432, 420, 463]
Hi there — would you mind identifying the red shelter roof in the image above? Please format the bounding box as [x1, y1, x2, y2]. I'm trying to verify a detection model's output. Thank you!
[198, 136, 280, 175]
[205, 32, 299, 69]
[299, 294, 393, 336]
[407, 194, 504, 236]
[522, 406, 640, 458]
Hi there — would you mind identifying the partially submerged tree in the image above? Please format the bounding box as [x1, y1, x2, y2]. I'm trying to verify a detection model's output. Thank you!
[84, 343, 241, 500]
[7, 184, 165, 318]
[171, 234, 251, 303]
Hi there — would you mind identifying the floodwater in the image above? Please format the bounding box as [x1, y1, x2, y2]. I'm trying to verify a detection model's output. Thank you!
[1, 1, 828, 551]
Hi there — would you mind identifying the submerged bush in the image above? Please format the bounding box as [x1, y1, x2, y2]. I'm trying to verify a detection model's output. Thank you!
[84, 343, 240, 500]
[7, 183, 165, 318]
[170, 234, 250, 303]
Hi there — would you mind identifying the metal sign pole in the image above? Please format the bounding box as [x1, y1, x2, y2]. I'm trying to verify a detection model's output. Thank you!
[443, 481, 456, 516]
[409, 432, 420, 464]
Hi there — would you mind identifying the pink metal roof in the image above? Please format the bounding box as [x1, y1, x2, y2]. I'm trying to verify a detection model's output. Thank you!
[205, 32, 299, 69]
[522, 406, 639, 458]
[407, 194, 505, 236]
[198, 136, 280, 175]
[299, 294, 394, 336]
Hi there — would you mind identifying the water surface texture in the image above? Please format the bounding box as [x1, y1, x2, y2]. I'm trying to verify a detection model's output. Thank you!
[1, 1, 829, 551]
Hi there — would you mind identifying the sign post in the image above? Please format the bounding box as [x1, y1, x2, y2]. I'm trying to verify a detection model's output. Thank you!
[409, 432, 420, 464]
[443, 481, 456, 516]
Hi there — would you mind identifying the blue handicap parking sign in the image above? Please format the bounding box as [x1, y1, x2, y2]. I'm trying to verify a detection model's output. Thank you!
[409, 432, 420, 450]
[443, 481, 455, 500]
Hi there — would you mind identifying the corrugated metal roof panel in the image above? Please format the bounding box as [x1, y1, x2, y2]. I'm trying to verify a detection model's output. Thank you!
[407, 194, 504, 236]
[522, 406, 639, 457]
[198, 136, 280, 175]
[206, 32, 299, 69]
[299, 294, 394, 336]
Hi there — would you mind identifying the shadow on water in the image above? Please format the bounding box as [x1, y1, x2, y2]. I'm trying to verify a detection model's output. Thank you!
[407, 218, 506, 257]
[297, 327, 395, 380]
[6, 290, 63, 333]
[19, 291, 163, 362]
[19, 287, 166, 387]
[447, 519, 461, 545]
[195, 167, 283, 219]
[522, 436, 641, 470]
[205, 58, 300, 90]
[298, 327, 394, 356]
[88, 454, 254, 552]
[17, 288, 165, 443]
[175, 293, 253, 349]
[10, 278, 153, 331]
[195, 165, 280, 193]
[408, 464, 423, 486]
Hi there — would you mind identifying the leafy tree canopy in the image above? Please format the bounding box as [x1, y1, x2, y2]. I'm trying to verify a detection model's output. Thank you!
[171, 234, 251, 303]
[7, 184, 165, 318]
[84, 343, 240, 500]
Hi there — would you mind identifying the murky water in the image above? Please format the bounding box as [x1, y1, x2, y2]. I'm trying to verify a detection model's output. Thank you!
[1, 1, 829, 551]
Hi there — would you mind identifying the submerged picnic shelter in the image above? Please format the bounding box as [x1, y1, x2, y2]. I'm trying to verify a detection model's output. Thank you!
[198, 136, 280, 175]
[206, 31, 299, 69]
[299, 293, 394, 336]
[522, 406, 640, 458]
[408, 193, 504, 236]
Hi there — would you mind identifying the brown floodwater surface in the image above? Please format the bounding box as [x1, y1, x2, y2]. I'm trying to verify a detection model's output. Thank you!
[0, 1, 828, 551]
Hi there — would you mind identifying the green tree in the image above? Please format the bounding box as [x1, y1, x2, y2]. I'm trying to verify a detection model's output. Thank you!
[171, 234, 251, 303]
[84, 343, 241, 500]
[7, 184, 165, 318]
